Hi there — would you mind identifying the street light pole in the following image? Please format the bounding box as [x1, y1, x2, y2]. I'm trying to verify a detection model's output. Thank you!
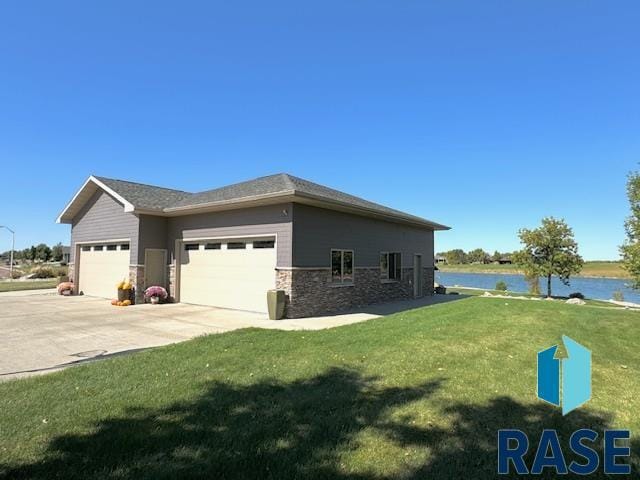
[0, 226, 15, 281]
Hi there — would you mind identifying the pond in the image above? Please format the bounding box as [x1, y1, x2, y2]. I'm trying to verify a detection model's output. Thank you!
[435, 271, 640, 303]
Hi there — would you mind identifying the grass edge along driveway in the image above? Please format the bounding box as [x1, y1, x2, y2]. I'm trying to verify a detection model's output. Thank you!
[0, 296, 638, 479]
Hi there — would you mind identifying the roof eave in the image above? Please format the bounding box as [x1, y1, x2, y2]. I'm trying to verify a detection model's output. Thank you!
[161, 190, 450, 230]
[56, 175, 136, 224]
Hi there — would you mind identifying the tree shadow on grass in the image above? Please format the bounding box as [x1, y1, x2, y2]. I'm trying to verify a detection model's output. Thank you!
[2, 368, 443, 480]
[2, 369, 637, 479]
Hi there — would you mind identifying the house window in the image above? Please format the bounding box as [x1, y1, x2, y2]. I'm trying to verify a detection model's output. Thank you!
[185, 243, 200, 251]
[253, 240, 275, 249]
[81, 245, 91, 252]
[331, 249, 354, 284]
[106, 244, 117, 251]
[120, 243, 130, 251]
[380, 252, 401, 280]
[93, 245, 104, 251]
[204, 243, 221, 250]
[227, 242, 246, 250]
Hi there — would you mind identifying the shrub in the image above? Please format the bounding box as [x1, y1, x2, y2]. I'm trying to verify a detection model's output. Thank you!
[568, 292, 585, 300]
[495, 280, 508, 291]
[613, 291, 624, 302]
[31, 267, 56, 279]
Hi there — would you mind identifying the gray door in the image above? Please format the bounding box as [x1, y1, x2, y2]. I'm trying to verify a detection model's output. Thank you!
[413, 254, 423, 298]
[144, 249, 167, 289]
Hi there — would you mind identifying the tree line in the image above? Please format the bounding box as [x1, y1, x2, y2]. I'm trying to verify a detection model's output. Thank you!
[436, 249, 515, 265]
[1, 243, 66, 263]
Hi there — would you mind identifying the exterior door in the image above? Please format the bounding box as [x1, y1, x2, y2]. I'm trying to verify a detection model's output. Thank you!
[413, 254, 423, 298]
[144, 249, 167, 289]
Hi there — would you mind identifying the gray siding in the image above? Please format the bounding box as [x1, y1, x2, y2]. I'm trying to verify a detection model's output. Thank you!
[292, 204, 434, 268]
[166, 203, 293, 267]
[70, 190, 139, 264]
[138, 215, 169, 264]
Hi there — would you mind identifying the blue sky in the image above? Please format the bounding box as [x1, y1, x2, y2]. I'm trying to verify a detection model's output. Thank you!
[1, 1, 638, 260]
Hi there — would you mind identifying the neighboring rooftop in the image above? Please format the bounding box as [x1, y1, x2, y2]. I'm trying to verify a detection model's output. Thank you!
[58, 173, 450, 230]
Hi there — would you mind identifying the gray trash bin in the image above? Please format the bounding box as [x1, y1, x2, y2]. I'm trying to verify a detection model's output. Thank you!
[267, 289, 286, 320]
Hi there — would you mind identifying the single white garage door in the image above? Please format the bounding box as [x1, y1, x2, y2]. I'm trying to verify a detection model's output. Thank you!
[78, 243, 130, 299]
[179, 238, 276, 313]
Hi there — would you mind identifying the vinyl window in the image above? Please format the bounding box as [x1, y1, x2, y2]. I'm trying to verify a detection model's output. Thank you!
[204, 243, 221, 250]
[331, 249, 354, 284]
[380, 252, 401, 280]
[184, 243, 200, 251]
[227, 242, 246, 250]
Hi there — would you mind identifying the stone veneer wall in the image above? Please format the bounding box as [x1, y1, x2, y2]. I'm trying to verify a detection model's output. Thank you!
[276, 266, 435, 318]
[129, 265, 145, 304]
[167, 263, 177, 301]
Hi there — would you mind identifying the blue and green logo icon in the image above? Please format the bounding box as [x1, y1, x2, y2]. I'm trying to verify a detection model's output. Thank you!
[537, 335, 591, 415]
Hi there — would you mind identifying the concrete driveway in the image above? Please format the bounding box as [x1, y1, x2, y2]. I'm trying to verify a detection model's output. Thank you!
[0, 291, 382, 381]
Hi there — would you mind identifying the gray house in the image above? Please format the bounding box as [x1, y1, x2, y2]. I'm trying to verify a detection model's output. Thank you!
[57, 174, 449, 318]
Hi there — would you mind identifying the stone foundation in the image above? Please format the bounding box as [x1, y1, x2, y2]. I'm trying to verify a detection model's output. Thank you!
[167, 263, 177, 301]
[129, 265, 145, 304]
[276, 266, 435, 318]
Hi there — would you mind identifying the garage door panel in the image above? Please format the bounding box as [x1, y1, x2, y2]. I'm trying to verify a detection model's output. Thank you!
[179, 239, 276, 313]
[78, 246, 130, 299]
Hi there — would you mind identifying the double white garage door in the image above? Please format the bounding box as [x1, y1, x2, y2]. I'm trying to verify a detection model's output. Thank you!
[179, 237, 277, 313]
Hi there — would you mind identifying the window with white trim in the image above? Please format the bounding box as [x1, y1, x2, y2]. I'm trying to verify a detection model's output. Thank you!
[331, 249, 354, 284]
[106, 244, 117, 251]
[184, 243, 199, 251]
[380, 252, 401, 280]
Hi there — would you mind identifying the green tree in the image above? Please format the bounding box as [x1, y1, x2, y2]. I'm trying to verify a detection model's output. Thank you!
[51, 242, 64, 262]
[491, 250, 502, 262]
[620, 171, 640, 289]
[468, 248, 489, 264]
[34, 243, 52, 262]
[513, 217, 583, 297]
[444, 249, 467, 265]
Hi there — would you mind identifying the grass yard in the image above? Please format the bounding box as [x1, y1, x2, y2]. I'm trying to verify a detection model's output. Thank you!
[439, 260, 629, 279]
[0, 279, 58, 292]
[0, 297, 638, 478]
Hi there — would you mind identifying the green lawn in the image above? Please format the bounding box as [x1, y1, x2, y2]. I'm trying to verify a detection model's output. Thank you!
[0, 279, 58, 292]
[1, 297, 638, 478]
[439, 260, 629, 279]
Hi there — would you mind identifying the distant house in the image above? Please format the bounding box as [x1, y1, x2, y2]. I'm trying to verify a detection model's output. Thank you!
[435, 255, 447, 264]
[497, 257, 512, 265]
[62, 246, 71, 264]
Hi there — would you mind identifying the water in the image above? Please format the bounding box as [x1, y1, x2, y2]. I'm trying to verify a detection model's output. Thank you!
[435, 271, 640, 303]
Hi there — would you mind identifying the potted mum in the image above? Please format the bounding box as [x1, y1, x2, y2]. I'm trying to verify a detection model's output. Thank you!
[144, 286, 168, 304]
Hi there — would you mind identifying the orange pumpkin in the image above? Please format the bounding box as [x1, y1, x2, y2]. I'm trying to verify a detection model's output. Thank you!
[111, 299, 118, 306]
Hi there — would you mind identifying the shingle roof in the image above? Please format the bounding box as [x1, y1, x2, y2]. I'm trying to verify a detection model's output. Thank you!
[94, 176, 192, 210]
[69, 173, 449, 229]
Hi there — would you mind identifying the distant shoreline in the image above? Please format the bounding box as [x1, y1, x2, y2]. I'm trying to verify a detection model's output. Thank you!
[437, 261, 629, 280]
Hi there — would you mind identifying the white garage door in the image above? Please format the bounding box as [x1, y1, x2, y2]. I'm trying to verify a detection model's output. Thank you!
[78, 243, 130, 299]
[179, 237, 276, 313]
